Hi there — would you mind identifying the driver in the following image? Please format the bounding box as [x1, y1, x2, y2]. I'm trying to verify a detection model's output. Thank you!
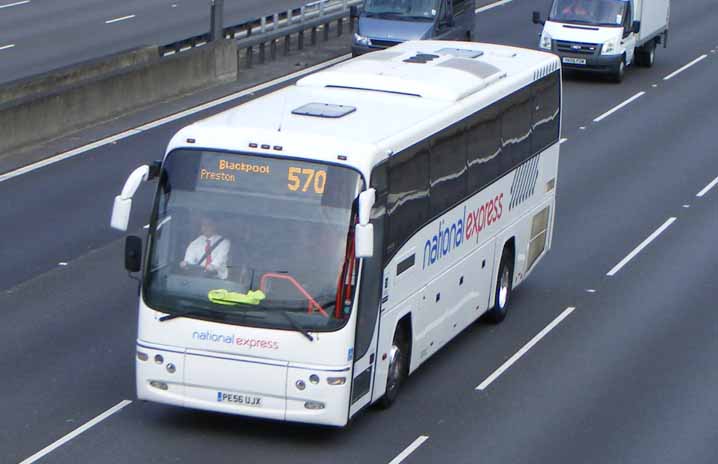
[561, 0, 589, 17]
[180, 214, 231, 280]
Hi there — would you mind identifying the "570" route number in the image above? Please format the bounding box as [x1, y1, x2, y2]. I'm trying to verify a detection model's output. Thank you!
[287, 167, 327, 194]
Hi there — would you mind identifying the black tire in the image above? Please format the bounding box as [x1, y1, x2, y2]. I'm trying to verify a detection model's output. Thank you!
[378, 328, 408, 409]
[635, 41, 656, 68]
[485, 247, 514, 324]
[610, 57, 625, 83]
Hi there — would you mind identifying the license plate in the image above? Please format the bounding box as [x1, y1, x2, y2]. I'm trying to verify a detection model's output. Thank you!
[563, 57, 587, 65]
[217, 391, 263, 407]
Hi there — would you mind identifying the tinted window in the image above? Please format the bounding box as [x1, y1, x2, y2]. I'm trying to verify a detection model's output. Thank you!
[430, 125, 467, 215]
[502, 88, 532, 167]
[467, 103, 502, 192]
[532, 71, 560, 153]
[386, 144, 430, 256]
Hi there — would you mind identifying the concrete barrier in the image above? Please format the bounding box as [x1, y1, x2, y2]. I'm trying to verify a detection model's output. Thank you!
[0, 39, 237, 155]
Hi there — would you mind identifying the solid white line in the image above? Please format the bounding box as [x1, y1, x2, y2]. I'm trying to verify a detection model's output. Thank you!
[105, 14, 136, 24]
[593, 91, 645, 123]
[475, 0, 512, 13]
[0, 53, 351, 184]
[0, 43, 16, 51]
[19, 400, 132, 464]
[696, 175, 718, 197]
[607, 217, 676, 276]
[0, 0, 30, 9]
[664, 55, 708, 81]
[476, 306, 575, 391]
[388, 436, 429, 464]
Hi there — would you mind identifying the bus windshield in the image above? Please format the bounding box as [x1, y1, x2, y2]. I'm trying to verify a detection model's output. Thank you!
[143, 149, 363, 333]
[549, 0, 627, 26]
[364, 0, 439, 20]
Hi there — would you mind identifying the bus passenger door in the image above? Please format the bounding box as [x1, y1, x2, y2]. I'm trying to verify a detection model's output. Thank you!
[349, 306, 380, 418]
[349, 201, 385, 418]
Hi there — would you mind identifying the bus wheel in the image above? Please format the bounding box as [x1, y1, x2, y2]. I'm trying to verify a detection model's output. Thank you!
[485, 248, 514, 324]
[379, 329, 407, 409]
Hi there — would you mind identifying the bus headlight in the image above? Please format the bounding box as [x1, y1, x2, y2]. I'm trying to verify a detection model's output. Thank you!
[539, 32, 552, 50]
[354, 33, 371, 47]
[327, 376, 346, 385]
[601, 38, 620, 55]
[137, 351, 148, 362]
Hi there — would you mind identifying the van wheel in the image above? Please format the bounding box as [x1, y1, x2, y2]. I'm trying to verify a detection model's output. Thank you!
[636, 42, 655, 67]
[610, 58, 625, 83]
[379, 328, 408, 409]
[485, 248, 514, 324]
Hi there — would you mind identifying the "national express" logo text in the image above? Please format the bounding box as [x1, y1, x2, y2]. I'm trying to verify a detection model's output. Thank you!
[192, 331, 279, 350]
[423, 194, 504, 269]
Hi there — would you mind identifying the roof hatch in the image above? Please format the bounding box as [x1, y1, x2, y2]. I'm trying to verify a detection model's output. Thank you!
[291, 102, 356, 118]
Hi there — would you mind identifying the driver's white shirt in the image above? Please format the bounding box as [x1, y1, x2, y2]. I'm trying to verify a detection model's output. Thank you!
[184, 234, 231, 280]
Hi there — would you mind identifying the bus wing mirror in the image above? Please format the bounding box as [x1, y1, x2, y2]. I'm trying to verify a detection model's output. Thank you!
[532, 11, 544, 25]
[125, 235, 142, 273]
[111, 165, 150, 231]
[111, 196, 133, 231]
[358, 188, 375, 225]
[355, 224, 374, 259]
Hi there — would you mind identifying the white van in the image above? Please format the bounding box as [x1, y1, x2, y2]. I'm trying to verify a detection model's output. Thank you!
[533, 0, 669, 82]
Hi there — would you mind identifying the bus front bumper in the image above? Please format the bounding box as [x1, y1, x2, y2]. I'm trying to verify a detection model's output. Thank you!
[136, 344, 352, 426]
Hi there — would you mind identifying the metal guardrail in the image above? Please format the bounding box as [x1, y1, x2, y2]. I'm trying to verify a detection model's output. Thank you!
[159, 0, 362, 61]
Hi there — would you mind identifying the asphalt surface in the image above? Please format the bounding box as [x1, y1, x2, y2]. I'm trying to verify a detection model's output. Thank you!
[0, 0, 309, 83]
[2, 0, 718, 462]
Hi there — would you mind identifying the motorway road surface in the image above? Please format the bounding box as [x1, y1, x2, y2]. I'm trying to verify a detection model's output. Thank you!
[2, 0, 718, 462]
[0, 0, 308, 83]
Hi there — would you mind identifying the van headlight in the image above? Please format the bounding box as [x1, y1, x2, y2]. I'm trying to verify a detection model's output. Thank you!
[354, 33, 371, 47]
[601, 38, 620, 55]
[539, 32, 552, 50]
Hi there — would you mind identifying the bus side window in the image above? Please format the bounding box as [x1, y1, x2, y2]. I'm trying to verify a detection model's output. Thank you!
[467, 104, 502, 191]
[501, 87, 533, 168]
[532, 71, 561, 154]
[386, 144, 430, 257]
[430, 124, 467, 215]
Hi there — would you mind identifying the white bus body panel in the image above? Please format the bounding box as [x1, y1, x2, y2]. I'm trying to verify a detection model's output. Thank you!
[373, 143, 559, 391]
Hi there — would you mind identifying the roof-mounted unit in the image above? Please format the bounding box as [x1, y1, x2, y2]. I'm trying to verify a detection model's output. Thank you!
[291, 103, 356, 118]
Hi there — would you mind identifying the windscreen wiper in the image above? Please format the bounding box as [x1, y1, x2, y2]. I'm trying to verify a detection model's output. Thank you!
[280, 311, 314, 342]
[160, 303, 269, 323]
[159, 309, 212, 322]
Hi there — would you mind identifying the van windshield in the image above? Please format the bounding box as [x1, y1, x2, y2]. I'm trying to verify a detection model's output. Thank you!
[364, 0, 439, 20]
[549, 0, 627, 26]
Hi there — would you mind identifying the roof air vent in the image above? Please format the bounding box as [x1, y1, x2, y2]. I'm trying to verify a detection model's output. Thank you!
[435, 47, 484, 59]
[403, 53, 440, 64]
[292, 103, 356, 118]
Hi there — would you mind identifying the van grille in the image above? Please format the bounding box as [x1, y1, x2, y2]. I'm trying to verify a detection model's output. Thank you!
[370, 38, 402, 49]
[555, 40, 599, 55]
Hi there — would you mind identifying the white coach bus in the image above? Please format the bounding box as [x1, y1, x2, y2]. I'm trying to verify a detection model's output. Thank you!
[111, 40, 561, 426]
